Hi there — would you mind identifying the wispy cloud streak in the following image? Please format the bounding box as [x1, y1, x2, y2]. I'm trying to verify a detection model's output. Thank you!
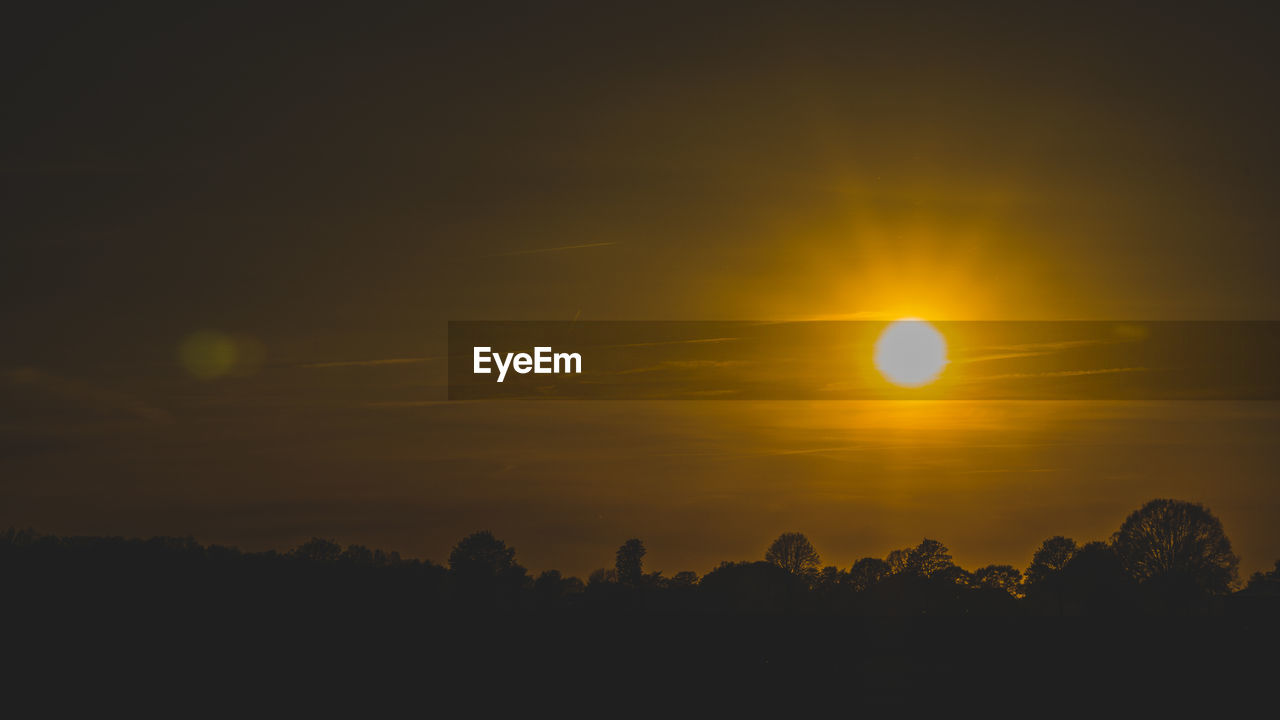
[955, 339, 1116, 364]
[299, 357, 438, 369]
[484, 241, 619, 258]
[977, 366, 1149, 380]
[606, 337, 738, 349]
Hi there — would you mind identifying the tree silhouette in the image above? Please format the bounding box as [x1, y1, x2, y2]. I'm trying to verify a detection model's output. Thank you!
[933, 565, 971, 586]
[669, 571, 699, 588]
[0, 497, 1267, 621]
[1025, 536, 1078, 586]
[291, 537, 342, 562]
[534, 569, 564, 602]
[885, 548, 911, 574]
[615, 538, 646, 587]
[449, 531, 517, 573]
[903, 538, 953, 578]
[448, 530, 527, 608]
[848, 557, 891, 592]
[534, 569, 584, 608]
[972, 564, 1023, 596]
[818, 565, 842, 583]
[765, 532, 821, 577]
[1024, 536, 1079, 615]
[588, 568, 617, 585]
[1057, 541, 1137, 615]
[1244, 560, 1280, 595]
[1111, 499, 1239, 594]
[699, 561, 805, 612]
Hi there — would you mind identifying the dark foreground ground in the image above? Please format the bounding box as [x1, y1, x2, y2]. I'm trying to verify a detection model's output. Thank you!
[5, 535, 1279, 710]
[8, 595, 1279, 711]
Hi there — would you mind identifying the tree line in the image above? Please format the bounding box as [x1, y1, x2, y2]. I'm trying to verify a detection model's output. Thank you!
[3, 498, 1278, 616]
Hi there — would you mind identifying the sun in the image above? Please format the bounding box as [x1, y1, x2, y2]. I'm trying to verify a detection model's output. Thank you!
[874, 318, 949, 388]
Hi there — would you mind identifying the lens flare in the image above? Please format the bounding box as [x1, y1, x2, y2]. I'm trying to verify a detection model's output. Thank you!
[179, 331, 238, 380]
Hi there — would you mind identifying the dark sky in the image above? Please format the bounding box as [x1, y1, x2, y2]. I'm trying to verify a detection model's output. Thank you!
[3, 2, 1280, 576]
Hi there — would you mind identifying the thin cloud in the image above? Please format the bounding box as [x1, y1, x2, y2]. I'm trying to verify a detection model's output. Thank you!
[299, 357, 438, 369]
[606, 337, 739, 349]
[629, 388, 742, 399]
[955, 350, 1060, 364]
[977, 339, 1108, 352]
[611, 359, 751, 375]
[755, 312, 894, 323]
[955, 339, 1114, 364]
[977, 366, 1149, 380]
[955, 467, 1061, 475]
[484, 241, 620, 258]
[3, 367, 171, 423]
[362, 400, 454, 408]
[0, 163, 140, 175]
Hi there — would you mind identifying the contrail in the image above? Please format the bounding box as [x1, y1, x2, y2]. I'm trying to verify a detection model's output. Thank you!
[484, 241, 619, 257]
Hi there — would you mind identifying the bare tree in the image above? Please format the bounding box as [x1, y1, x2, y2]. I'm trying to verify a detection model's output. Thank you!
[1112, 499, 1239, 594]
[765, 532, 821, 577]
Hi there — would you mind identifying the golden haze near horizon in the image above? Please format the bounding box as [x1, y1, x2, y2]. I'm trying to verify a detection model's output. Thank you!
[2, 4, 1280, 580]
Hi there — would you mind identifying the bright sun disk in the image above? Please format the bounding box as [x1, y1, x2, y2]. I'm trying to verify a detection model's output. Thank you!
[874, 318, 949, 388]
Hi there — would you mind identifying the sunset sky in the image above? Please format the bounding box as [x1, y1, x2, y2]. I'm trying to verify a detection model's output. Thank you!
[3, 3, 1279, 578]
